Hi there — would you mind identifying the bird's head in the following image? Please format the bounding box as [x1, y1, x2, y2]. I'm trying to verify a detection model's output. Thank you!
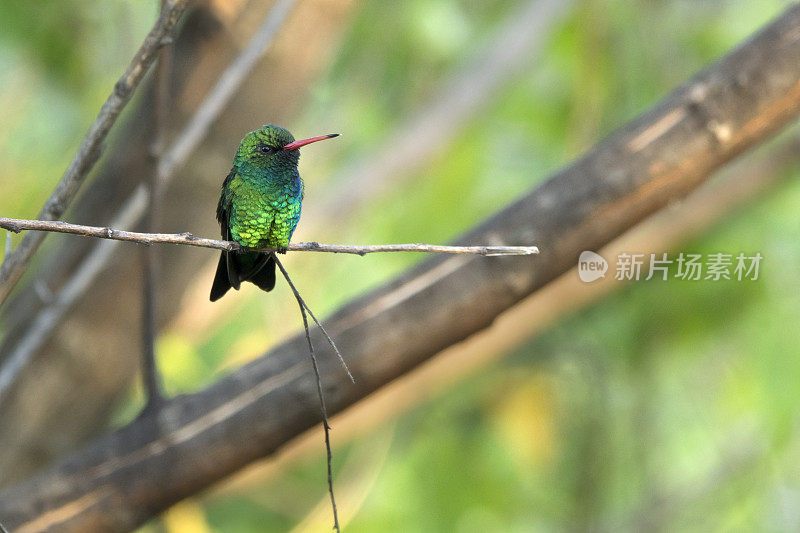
[234, 124, 339, 172]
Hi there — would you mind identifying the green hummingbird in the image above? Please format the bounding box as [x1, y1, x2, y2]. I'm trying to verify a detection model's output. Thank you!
[210, 124, 339, 301]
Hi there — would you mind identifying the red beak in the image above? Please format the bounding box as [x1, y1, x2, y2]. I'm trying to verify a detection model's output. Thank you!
[282, 133, 340, 151]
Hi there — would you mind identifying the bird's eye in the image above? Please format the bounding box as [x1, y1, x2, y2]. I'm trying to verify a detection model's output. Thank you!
[258, 144, 272, 154]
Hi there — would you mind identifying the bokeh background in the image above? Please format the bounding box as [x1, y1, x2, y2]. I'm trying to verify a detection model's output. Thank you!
[1, 0, 800, 531]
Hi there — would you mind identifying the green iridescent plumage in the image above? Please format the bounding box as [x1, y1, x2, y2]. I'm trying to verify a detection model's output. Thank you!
[210, 124, 337, 301]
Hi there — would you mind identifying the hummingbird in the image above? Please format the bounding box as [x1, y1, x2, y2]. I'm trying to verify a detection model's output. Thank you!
[210, 124, 339, 301]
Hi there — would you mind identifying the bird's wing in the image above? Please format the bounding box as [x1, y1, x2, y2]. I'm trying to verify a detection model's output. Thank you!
[216, 167, 238, 236]
[216, 168, 241, 288]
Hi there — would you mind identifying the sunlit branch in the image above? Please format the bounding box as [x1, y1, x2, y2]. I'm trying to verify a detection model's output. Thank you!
[0, 218, 540, 257]
[0, 0, 299, 407]
[0, 0, 189, 306]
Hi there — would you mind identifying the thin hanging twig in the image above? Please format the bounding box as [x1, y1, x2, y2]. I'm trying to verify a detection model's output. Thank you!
[299, 305, 355, 384]
[273, 255, 354, 382]
[274, 254, 341, 533]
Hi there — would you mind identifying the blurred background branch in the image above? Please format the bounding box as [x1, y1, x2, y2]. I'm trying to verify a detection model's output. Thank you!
[0, 0, 306, 481]
[313, 0, 574, 222]
[139, 0, 176, 413]
[0, 0, 189, 306]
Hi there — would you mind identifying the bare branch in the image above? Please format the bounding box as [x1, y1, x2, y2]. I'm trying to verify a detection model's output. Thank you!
[0, 191, 149, 405]
[0, 218, 540, 257]
[0, 0, 190, 306]
[139, 0, 175, 412]
[315, 0, 573, 220]
[0, 0, 300, 413]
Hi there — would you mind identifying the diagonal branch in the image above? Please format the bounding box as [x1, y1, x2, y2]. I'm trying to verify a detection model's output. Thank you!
[2, 5, 800, 531]
[139, 0, 176, 412]
[0, 0, 298, 411]
[315, 0, 573, 220]
[0, 0, 190, 306]
[0, 218, 540, 257]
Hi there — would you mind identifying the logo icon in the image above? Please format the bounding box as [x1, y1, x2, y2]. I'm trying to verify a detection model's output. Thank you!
[578, 251, 607, 283]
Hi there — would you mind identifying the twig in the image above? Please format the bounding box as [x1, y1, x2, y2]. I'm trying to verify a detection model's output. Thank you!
[0, 190, 149, 404]
[273, 255, 351, 530]
[273, 256, 354, 382]
[0, 0, 299, 408]
[139, 0, 175, 412]
[282, 256, 341, 532]
[156, 0, 298, 181]
[0, 0, 189, 307]
[0, 218, 540, 257]
[316, 0, 572, 220]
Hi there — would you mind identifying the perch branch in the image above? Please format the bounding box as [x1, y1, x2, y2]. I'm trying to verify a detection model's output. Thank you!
[0, 218, 540, 257]
[0, 0, 190, 306]
[139, 0, 175, 412]
[3, 4, 800, 531]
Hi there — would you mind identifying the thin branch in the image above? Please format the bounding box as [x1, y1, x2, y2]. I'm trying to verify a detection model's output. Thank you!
[0, 0, 189, 306]
[273, 256, 354, 383]
[0, 218, 540, 257]
[279, 254, 341, 533]
[156, 0, 298, 181]
[139, 245, 164, 410]
[0, 190, 149, 405]
[316, 0, 572, 221]
[139, 0, 175, 412]
[0, 0, 299, 409]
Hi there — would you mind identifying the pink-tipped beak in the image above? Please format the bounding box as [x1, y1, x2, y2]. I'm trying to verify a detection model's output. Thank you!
[282, 133, 340, 151]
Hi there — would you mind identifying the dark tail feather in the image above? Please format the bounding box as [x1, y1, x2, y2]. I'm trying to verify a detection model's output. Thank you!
[247, 254, 276, 292]
[210, 251, 276, 301]
[210, 251, 232, 301]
